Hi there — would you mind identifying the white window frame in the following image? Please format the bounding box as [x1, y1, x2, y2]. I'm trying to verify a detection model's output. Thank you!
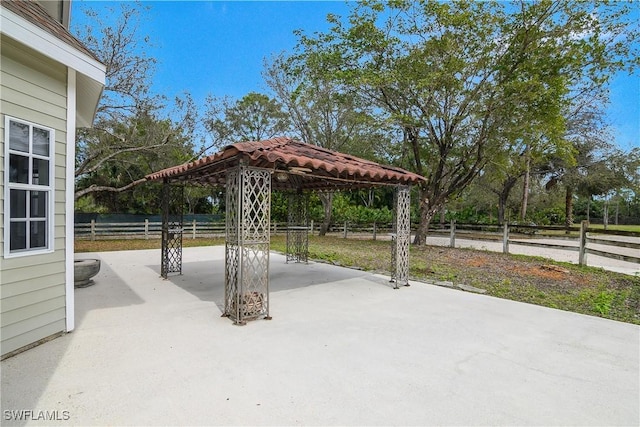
[3, 115, 55, 258]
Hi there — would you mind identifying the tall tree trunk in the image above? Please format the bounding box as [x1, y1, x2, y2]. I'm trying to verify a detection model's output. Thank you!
[520, 151, 531, 221]
[498, 192, 509, 225]
[318, 192, 333, 236]
[413, 188, 439, 245]
[498, 176, 518, 225]
[439, 204, 446, 227]
[403, 126, 432, 245]
[565, 186, 574, 228]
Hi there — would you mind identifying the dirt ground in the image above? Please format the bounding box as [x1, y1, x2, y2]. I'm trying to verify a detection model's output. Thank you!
[408, 245, 640, 324]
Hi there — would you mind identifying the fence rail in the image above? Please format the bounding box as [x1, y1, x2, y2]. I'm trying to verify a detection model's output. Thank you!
[75, 219, 639, 267]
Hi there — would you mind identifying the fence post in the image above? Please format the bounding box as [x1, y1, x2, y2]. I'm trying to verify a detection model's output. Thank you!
[310, 220, 314, 235]
[90, 219, 96, 241]
[373, 221, 377, 241]
[144, 219, 149, 240]
[579, 220, 589, 266]
[502, 223, 509, 254]
[343, 221, 348, 239]
[192, 219, 197, 239]
[449, 219, 456, 248]
[274, 222, 278, 235]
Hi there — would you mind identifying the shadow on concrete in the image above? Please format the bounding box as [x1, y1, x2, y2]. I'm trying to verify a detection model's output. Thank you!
[1, 254, 145, 427]
[147, 257, 226, 312]
[74, 255, 146, 325]
[147, 252, 394, 314]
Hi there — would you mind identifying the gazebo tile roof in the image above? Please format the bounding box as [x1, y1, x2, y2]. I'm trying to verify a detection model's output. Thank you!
[146, 137, 424, 189]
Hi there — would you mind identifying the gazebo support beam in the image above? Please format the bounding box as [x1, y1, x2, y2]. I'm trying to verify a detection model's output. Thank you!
[223, 166, 271, 324]
[286, 189, 309, 263]
[161, 179, 184, 278]
[391, 185, 411, 288]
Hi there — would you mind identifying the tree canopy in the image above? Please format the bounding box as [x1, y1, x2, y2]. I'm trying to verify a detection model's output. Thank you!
[291, 0, 639, 243]
[72, 2, 200, 205]
[71, 0, 639, 226]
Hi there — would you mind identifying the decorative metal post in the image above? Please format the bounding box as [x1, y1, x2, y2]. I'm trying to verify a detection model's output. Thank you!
[286, 190, 309, 263]
[224, 166, 271, 325]
[161, 179, 184, 278]
[391, 185, 411, 288]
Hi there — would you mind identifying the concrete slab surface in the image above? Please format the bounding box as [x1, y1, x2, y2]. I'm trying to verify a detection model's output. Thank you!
[2, 246, 639, 426]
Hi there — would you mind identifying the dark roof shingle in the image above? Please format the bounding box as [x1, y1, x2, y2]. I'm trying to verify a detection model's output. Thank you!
[1, 0, 100, 61]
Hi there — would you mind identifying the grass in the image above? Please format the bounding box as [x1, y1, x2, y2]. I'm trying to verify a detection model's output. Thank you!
[76, 234, 640, 325]
[75, 237, 225, 252]
[588, 224, 640, 233]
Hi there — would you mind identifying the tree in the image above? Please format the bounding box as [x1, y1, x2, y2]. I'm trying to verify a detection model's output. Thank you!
[264, 53, 386, 235]
[202, 92, 291, 152]
[75, 109, 197, 211]
[294, 0, 639, 244]
[73, 2, 199, 202]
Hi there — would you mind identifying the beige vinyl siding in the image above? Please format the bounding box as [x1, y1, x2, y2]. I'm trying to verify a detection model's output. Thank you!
[1, 310, 66, 356]
[0, 35, 69, 356]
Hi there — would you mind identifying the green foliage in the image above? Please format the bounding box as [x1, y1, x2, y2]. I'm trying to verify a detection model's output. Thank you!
[75, 110, 200, 212]
[203, 92, 290, 151]
[75, 195, 109, 214]
[291, 0, 639, 242]
[529, 207, 565, 226]
[73, 2, 205, 212]
[592, 289, 616, 316]
[271, 190, 395, 225]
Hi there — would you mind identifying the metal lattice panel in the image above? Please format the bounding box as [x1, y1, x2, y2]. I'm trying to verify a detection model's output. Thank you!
[286, 191, 309, 263]
[161, 181, 184, 278]
[391, 185, 410, 288]
[224, 166, 271, 324]
[225, 169, 240, 317]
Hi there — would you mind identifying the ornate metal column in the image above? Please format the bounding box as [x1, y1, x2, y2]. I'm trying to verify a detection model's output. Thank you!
[161, 179, 184, 278]
[391, 185, 411, 288]
[286, 190, 309, 263]
[224, 166, 271, 325]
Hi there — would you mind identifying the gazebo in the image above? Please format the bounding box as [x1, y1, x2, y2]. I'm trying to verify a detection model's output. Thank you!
[146, 137, 424, 325]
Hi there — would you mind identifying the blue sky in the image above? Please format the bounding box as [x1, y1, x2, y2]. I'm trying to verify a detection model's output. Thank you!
[73, 1, 639, 152]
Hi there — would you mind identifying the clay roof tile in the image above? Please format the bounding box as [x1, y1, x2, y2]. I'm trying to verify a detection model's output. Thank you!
[146, 137, 424, 189]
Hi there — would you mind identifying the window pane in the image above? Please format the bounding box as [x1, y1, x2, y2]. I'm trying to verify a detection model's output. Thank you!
[9, 154, 29, 183]
[10, 189, 27, 218]
[10, 222, 27, 251]
[32, 158, 49, 185]
[30, 191, 47, 218]
[33, 127, 50, 156]
[30, 221, 47, 249]
[9, 121, 29, 152]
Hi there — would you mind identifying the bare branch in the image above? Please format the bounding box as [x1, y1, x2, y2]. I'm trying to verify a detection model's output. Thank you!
[74, 178, 147, 200]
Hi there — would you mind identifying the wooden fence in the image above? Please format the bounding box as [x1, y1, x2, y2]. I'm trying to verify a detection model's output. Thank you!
[74, 219, 395, 241]
[74, 219, 639, 267]
[431, 220, 640, 266]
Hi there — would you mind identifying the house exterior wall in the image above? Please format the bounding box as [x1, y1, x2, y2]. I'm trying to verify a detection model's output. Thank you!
[1, 35, 69, 356]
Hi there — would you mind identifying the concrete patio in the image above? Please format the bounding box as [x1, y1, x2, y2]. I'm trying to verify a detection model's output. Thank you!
[1, 246, 639, 426]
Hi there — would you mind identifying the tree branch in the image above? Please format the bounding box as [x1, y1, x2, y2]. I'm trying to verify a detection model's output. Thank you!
[74, 177, 147, 200]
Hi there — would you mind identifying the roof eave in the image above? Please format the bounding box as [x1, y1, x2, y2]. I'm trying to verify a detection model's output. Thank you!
[0, 5, 106, 84]
[146, 138, 425, 190]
